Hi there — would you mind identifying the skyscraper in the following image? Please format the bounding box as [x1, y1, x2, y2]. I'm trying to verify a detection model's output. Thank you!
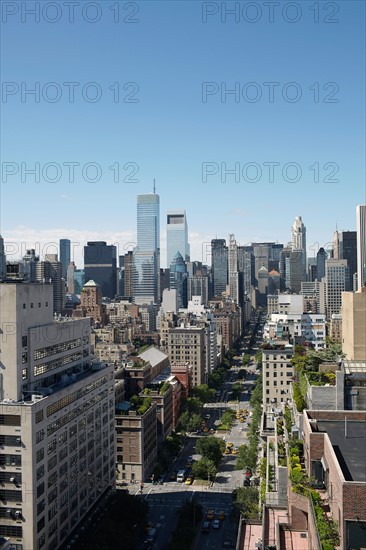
[291, 216, 306, 281]
[84, 241, 117, 299]
[316, 247, 326, 281]
[169, 251, 188, 309]
[325, 259, 350, 320]
[211, 239, 228, 297]
[166, 209, 190, 267]
[133, 192, 160, 304]
[59, 238, 71, 280]
[228, 234, 239, 302]
[356, 204, 366, 289]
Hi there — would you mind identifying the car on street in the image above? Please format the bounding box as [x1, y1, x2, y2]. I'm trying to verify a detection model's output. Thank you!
[202, 521, 210, 533]
[218, 511, 225, 520]
[213, 519, 220, 529]
[185, 477, 193, 485]
[207, 509, 215, 520]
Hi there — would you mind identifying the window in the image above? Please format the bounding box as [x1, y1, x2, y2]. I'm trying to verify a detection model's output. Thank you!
[22, 335, 27, 347]
[48, 503, 58, 521]
[35, 410, 44, 424]
[36, 448, 44, 463]
[22, 352, 28, 364]
[31, 303, 34, 308]
[36, 430, 45, 444]
[36, 465, 45, 481]
[22, 368, 28, 380]
[37, 516, 45, 533]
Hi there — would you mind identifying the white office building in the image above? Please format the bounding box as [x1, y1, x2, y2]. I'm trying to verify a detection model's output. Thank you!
[166, 209, 190, 267]
[0, 281, 115, 550]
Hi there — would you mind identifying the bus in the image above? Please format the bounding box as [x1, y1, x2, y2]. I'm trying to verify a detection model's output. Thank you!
[177, 469, 186, 482]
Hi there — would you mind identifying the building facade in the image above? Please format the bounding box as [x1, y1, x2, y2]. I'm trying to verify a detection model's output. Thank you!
[84, 242, 117, 300]
[166, 209, 190, 267]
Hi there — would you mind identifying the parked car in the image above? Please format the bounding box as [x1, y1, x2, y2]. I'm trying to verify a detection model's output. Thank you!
[218, 511, 225, 520]
[207, 509, 215, 520]
[213, 519, 220, 529]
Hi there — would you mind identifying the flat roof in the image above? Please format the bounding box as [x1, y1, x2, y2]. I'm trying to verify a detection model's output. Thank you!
[317, 420, 366, 482]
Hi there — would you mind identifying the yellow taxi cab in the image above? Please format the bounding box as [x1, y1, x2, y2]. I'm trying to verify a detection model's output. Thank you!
[224, 448, 231, 455]
[226, 442, 233, 448]
[185, 477, 193, 485]
[232, 449, 238, 455]
[207, 509, 215, 520]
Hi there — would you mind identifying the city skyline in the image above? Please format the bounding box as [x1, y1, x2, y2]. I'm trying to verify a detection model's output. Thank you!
[0, 204, 362, 269]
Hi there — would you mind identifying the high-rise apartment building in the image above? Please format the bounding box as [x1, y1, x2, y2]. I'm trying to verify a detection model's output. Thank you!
[133, 193, 160, 304]
[356, 204, 366, 289]
[167, 325, 206, 386]
[59, 239, 71, 281]
[166, 209, 190, 267]
[285, 250, 306, 293]
[262, 341, 294, 410]
[66, 261, 76, 293]
[0, 281, 115, 550]
[84, 241, 117, 299]
[325, 259, 350, 320]
[211, 239, 228, 298]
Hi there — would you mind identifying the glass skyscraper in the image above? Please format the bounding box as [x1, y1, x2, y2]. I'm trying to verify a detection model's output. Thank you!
[166, 209, 190, 267]
[133, 193, 160, 304]
[59, 238, 71, 280]
[84, 241, 117, 299]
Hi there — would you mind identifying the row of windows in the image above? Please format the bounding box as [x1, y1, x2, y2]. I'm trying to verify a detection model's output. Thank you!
[46, 373, 111, 417]
[23, 302, 48, 309]
[47, 390, 109, 436]
[34, 338, 82, 360]
[34, 351, 83, 377]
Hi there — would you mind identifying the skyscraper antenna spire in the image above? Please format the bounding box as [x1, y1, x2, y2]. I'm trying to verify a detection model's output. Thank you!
[153, 178, 156, 194]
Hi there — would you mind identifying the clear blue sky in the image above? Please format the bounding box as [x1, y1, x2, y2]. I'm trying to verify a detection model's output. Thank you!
[1, 1, 365, 267]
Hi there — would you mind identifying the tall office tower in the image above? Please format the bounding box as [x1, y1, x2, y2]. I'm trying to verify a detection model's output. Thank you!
[133, 192, 160, 304]
[169, 252, 187, 309]
[211, 239, 228, 297]
[253, 244, 270, 286]
[228, 234, 239, 302]
[342, 287, 366, 360]
[285, 250, 306, 293]
[237, 247, 252, 297]
[0, 235, 7, 278]
[279, 245, 292, 290]
[166, 209, 190, 267]
[22, 248, 39, 282]
[67, 261, 76, 293]
[307, 258, 317, 282]
[124, 251, 133, 299]
[59, 238, 71, 280]
[84, 241, 117, 299]
[35, 254, 64, 314]
[188, 275, 209, 305]
[340, 231, 357, 291]
[356, 205, 366, 289]
[0, 280, 115, 550]
[316, 247, 326, 281]
[325, 259, 350, 320]
[332, 229, 341, 259]
[291, 216, 306, 280]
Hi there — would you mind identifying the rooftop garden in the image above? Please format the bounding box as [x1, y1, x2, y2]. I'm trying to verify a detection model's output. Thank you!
[130, 394, 153, 415]
[291, 342, 344, 411]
